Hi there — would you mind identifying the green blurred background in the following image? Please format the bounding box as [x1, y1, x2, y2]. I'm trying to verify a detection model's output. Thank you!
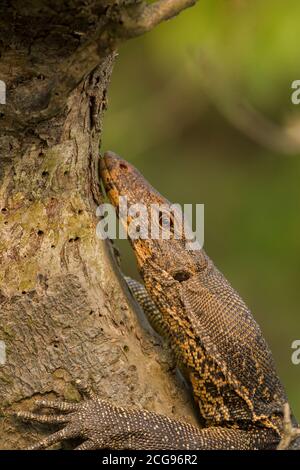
[103, 0, 300, 418]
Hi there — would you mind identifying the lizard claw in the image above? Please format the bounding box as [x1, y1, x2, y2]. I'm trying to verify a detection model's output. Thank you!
[277, 403, 300, 450]
[74, 379, 97, 400]
[27, 426, 78, 450]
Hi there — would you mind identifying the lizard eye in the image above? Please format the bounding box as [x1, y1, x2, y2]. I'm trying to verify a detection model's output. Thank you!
[158, 210, 174, 233]
[119, 163, 128, 171]
[172, 270, 191, 282]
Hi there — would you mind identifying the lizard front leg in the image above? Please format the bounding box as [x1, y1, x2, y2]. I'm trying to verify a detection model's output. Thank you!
[12, 381, 277, 450]
[125, 276, 169, 338]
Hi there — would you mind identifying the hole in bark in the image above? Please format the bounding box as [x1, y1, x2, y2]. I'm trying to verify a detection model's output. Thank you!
[37, 230, 44, 236]
[0, 112, 5, 118]
[37, 74, 45, 80]
[89, 310, 94, 315]
[38, 151, 44, 158]
[78, 209, 83, 215]
[4, 221, 8, 225]
[41, 170, 49, 177]
[123, 345, 129, 352]
[51, 244, 55, 248]
[64, 170, 69, 176]
[1, 208, 7, 213]
[21, 291, 26, 295]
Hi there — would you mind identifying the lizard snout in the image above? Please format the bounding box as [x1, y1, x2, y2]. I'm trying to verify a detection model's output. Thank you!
[101, 151, 128, 173]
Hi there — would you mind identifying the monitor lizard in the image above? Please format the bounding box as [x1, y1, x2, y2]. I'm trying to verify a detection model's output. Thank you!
[13, 151, 300, 450]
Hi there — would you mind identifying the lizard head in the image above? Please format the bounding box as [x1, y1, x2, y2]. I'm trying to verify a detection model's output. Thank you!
[100, 151, 205, 280]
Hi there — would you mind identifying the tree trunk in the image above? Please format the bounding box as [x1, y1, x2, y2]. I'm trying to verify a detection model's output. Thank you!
[0, 0, 198, 449]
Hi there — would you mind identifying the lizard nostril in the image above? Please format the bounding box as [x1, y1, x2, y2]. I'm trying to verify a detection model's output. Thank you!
[173, 271, 191, 282]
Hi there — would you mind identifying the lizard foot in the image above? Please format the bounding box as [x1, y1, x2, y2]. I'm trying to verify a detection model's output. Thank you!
[277, 403, 300, 450]
[10, 380, 116, 450]
[11, 379, 210, 450]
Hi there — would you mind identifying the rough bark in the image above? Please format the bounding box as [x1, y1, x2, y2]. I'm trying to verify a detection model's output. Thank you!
[0, 0, 198, 449]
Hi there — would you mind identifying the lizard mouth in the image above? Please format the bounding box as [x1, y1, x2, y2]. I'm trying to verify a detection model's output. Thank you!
[99, 151, 123, 207]
[99, 151, 153, 267]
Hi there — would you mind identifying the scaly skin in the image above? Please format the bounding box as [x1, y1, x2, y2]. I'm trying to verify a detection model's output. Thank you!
[13, 151, 299, 450]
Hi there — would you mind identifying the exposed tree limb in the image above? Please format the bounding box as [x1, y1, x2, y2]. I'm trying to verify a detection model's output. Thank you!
[115, 0, 198, 38]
